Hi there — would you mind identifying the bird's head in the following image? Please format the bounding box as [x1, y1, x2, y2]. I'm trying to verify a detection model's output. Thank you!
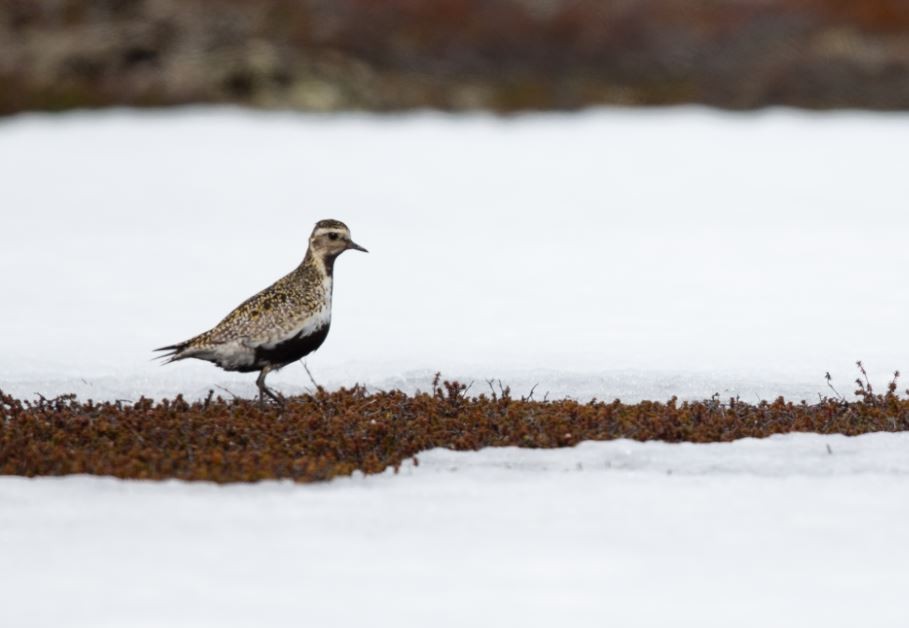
[309, 219, 368, 260]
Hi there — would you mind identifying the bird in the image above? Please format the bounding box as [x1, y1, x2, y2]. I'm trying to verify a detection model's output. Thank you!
[155, 219, 367, 404]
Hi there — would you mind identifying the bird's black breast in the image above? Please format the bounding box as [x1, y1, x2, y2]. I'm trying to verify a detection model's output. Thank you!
[251, 324, 331, 370]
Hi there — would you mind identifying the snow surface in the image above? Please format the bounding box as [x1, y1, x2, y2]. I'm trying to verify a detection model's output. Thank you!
[2, 432, 908, 628]
[2, 108, 908, 626]
[1, 107, 908, 402]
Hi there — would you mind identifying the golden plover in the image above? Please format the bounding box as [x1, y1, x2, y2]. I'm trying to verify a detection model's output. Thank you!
[155, 219, 367, 403]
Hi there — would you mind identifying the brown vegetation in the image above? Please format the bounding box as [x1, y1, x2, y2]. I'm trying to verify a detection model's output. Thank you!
[1, 0, 909, 115]
[2, 370, 907, 484]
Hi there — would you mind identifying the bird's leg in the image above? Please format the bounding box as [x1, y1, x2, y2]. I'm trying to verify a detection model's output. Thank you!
[256, 367, 284, 407]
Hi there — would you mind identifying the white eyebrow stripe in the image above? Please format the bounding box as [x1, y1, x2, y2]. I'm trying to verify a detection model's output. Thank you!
[313, 227, 348, 237]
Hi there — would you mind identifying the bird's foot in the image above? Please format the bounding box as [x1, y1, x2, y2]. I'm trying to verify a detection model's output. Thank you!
[258, 386, 286, 409]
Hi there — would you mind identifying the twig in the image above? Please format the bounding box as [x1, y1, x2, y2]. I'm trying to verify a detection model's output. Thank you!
[856, 360, 872, 392]
[825, 372, 844, 401]
[523, 383, 538, 402]
[887, 370, 900, 397]
[215, 385, 239, 401]
[303, 361, 322, 391]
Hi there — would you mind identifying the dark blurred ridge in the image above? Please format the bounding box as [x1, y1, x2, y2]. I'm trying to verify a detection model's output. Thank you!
[2, 0, 908, 115]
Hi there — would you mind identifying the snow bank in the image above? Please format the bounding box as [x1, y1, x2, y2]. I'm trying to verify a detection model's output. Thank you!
[1, 107, 907, 401]
[1, 432, 907, 628]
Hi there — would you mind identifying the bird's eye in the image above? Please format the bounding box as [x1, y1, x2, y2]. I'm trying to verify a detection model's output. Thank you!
[328, 232, 339, 241]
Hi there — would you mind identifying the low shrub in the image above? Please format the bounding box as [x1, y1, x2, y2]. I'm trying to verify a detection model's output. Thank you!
[2, 369, 906, 483]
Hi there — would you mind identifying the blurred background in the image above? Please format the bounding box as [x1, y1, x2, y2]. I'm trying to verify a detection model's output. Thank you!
[3, 0, 909, 116]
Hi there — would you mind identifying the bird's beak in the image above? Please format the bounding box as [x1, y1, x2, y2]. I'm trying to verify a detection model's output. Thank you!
[347, 240, 369, 253]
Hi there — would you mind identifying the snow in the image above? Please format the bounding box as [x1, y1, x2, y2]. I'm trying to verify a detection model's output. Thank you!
[1, 432, 908, 628]
[1, 106, 907, 402]
[1, 108, 908, 626]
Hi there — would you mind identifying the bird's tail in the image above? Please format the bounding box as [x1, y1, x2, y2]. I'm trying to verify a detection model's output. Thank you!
[153, 341, 191, 364]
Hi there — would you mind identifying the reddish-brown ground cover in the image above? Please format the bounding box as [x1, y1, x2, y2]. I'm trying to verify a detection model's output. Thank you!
[2, 373, 907, 483]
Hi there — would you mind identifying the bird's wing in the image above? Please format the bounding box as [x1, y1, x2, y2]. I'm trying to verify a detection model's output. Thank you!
[156, 267, 331, 365]
[204, 280, 304, 346]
